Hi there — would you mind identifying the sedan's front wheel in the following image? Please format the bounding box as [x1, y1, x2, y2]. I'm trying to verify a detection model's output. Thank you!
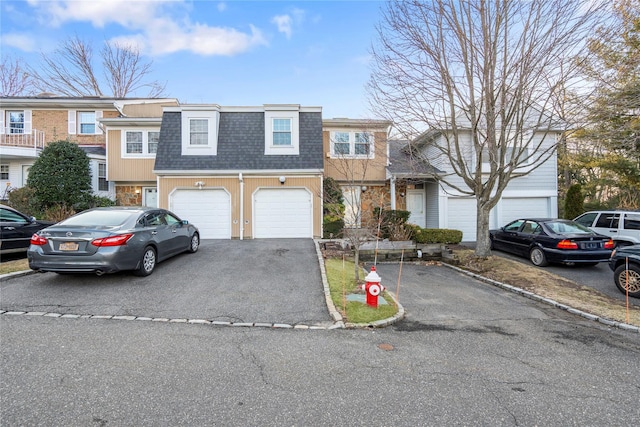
[529, 247, 549, 267]
[188, 233, 200, 253]
[614, 264, 640, 298]
[134, 246, 156, 276]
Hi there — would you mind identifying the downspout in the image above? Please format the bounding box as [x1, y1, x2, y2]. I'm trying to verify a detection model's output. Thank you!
[390, 175, 397, 210]
[239, 172, 244, 240]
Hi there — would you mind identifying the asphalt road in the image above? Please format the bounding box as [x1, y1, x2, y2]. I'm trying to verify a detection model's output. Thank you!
[2, 261, 640, 426]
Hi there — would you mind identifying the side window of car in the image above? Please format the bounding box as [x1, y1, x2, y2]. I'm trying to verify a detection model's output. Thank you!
[0, 208, 27, 223]
[164, 213, 181, 226]
[504, 220, 524, 232]
[610, 214, 620, 228]
[574, 212, 597, 227]
[145, 212, 165, 226]
[595, 213, 614, 228]
[521, 221, 538, 234]
[624, 214, 640, 230]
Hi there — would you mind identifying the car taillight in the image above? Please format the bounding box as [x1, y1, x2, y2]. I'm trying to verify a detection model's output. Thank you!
[604, 239, 615, 249]
[30, 234, 48, 246]
[556, 239, 578, 250]
[91, 233, 133, 247]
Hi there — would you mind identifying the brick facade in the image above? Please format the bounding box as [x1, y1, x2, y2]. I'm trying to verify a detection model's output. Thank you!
[116, 185, 142, 206]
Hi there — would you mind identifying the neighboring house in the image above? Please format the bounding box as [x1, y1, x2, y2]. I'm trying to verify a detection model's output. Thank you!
[322, 118, 394, 227]
[387, 127, 560, 241]
[0, 95, 175, 200]
[150, 104, 324, 239]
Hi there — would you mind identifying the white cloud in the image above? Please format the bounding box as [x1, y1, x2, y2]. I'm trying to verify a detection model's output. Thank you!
[23, 0, 268, 56]
[1, 33, 38, 52]
[271, 8, 306, 39]
[217, 2, 227, 12]
[271, 14, 293, 39]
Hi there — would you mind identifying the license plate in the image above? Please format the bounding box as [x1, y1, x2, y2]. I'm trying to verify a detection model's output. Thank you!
[59, 242, 79, 251]
[584, 242, 599, 249]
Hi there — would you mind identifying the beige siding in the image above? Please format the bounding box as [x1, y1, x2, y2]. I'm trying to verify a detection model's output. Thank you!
[106, 129, 157, 181]
[323, 130, 388, 183]
[158, 175, 322, 239]
[122, 101, 178, 118]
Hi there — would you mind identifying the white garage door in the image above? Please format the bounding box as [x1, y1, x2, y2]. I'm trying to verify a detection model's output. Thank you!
[446, 197, 477, 242]
[254, 188, 312, 238]
[501, 197, 550, 224]
[170, 189, 231, 239]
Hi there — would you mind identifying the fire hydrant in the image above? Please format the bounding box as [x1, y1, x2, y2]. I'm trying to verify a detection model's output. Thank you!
[361, 265, 385, 308]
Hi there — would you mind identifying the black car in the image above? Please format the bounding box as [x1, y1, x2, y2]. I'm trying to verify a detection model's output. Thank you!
[0, 204, 54, 256]
[489, 218, 615, 267]
[609, 244, 640, 298]
[28, 207, 199, 276]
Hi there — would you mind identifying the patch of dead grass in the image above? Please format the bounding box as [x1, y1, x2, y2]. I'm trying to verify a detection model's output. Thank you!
[0, 258, 29, 276]
[453, 249, 640, 327]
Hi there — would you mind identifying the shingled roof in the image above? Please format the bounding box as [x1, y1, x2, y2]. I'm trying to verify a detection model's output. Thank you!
[154, 110, 323, 172]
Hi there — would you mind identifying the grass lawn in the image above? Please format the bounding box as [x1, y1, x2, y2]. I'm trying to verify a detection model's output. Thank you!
[324, 257, 399, 324]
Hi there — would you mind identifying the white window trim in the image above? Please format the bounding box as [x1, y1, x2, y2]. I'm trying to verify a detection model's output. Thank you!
[120, 128, 161, 158]
[265, 109, 299, 155]
[181, 110, 219, 156]
[1, 109, 31, 134]
[329, 130, 375, 159]
[68, 110, 103, 135]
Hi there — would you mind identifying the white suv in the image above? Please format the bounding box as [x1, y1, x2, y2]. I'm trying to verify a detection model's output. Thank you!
[574, 210, 640, 246]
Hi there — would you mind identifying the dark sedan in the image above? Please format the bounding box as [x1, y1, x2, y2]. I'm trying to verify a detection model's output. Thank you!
[28, 207, 199, 276]
[1, 204, 54, 256]
[490, 218, 614, 267]
[609, 244, 640, 298]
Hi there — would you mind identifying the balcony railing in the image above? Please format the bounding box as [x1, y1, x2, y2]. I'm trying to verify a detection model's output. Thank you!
[0, 128, 46, 149]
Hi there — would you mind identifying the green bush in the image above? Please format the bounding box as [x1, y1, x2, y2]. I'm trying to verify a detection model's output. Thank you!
[374, 208, 411, 239]
[323, 219, 344, 238]
[6, 186, 41, 218]
[410, 225, 463, 244]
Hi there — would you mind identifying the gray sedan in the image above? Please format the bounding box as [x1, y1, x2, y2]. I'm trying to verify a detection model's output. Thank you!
[28, 207, 199, 276]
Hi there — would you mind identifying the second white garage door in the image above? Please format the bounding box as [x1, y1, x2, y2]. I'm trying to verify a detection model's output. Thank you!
[254, 188, 312, 238]
[170, 189, 231, 239]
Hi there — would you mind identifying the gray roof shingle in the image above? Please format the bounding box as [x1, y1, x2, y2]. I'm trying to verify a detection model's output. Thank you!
[154, 111, 323, 172]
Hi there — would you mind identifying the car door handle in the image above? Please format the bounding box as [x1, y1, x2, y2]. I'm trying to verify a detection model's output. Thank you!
[172, 229, 177, 233]
[4, 226, 15, 230]
[151, 231, 158, 235]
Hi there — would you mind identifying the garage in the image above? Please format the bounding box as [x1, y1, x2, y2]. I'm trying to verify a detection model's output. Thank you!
[254, 188, 312, 238]
[170, 189, 231, 239]
[446, 197, 477, 242]
[501, 197, 551, 224]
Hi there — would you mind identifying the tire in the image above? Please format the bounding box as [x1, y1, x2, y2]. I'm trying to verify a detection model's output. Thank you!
[188, 232, 200, 253]
[613, 263, 640, 298]
[529, 247, 549, 267]
[134, 246, 156, 276]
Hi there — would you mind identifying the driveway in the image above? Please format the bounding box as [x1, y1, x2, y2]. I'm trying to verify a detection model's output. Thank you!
[0, 239, 333, 326]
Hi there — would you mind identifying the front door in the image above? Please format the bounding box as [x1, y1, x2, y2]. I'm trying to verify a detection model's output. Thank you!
[143, 187, 157, 207]
[406, 190, 426, 227]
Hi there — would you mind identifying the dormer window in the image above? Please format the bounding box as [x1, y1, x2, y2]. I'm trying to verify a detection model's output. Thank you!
[264, 106, 299, 155]
[181, 110, 219, 156]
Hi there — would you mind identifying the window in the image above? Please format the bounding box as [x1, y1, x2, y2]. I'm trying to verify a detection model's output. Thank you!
[595, 213, 618, 228]
[148, 131, 160, 154]
[272, 118, 292, 145]
[98, 163, 108, 191]
[1, 164, 9, 180]
[624, 214, 640, 231]
[180, 110, 218, 156]
[264, 108, 299, 155]
[7, 111, 24, 134]
[190, 119, 208, 145]
[126, 132, 143, 154]
[330, 131, 374, 158]
[78, 112, 96, 134]
[123, 130, 161, 157]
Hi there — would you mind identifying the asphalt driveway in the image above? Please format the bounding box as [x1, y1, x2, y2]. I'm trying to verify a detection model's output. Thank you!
[0, 239, 333, 326]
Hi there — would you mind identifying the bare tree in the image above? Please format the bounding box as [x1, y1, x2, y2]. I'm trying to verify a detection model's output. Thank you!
[325, 124, 390, 280]
[29, 35, 166, 98]
[368, 0, 608, 257]
[0, 56, 34, 96]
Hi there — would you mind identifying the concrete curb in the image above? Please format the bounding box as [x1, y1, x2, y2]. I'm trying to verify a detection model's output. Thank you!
[442, 262, 640, 333]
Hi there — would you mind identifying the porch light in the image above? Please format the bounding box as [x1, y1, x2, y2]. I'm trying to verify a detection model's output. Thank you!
[195, 181, 205, 189]
[279, 176, 286, 184]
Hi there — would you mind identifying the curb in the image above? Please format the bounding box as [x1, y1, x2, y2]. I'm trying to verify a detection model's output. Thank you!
[441, 262, 640, 333]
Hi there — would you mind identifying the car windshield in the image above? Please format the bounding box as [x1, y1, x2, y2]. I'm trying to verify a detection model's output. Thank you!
[59, 210, 135, 227]
[545, 221, 593, 234]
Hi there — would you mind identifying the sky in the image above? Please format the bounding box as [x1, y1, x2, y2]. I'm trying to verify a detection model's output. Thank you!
[0, 0, 386, 119]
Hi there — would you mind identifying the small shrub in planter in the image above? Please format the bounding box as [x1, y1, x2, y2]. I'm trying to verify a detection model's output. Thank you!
[411, 225, 463, 244]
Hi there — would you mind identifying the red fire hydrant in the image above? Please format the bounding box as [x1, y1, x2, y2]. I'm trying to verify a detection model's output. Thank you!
[361, 266, 385, 308]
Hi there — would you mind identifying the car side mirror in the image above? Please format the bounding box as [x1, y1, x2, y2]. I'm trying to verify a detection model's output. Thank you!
[29, 216, 36, 223]
[181, 220, 189, 225]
